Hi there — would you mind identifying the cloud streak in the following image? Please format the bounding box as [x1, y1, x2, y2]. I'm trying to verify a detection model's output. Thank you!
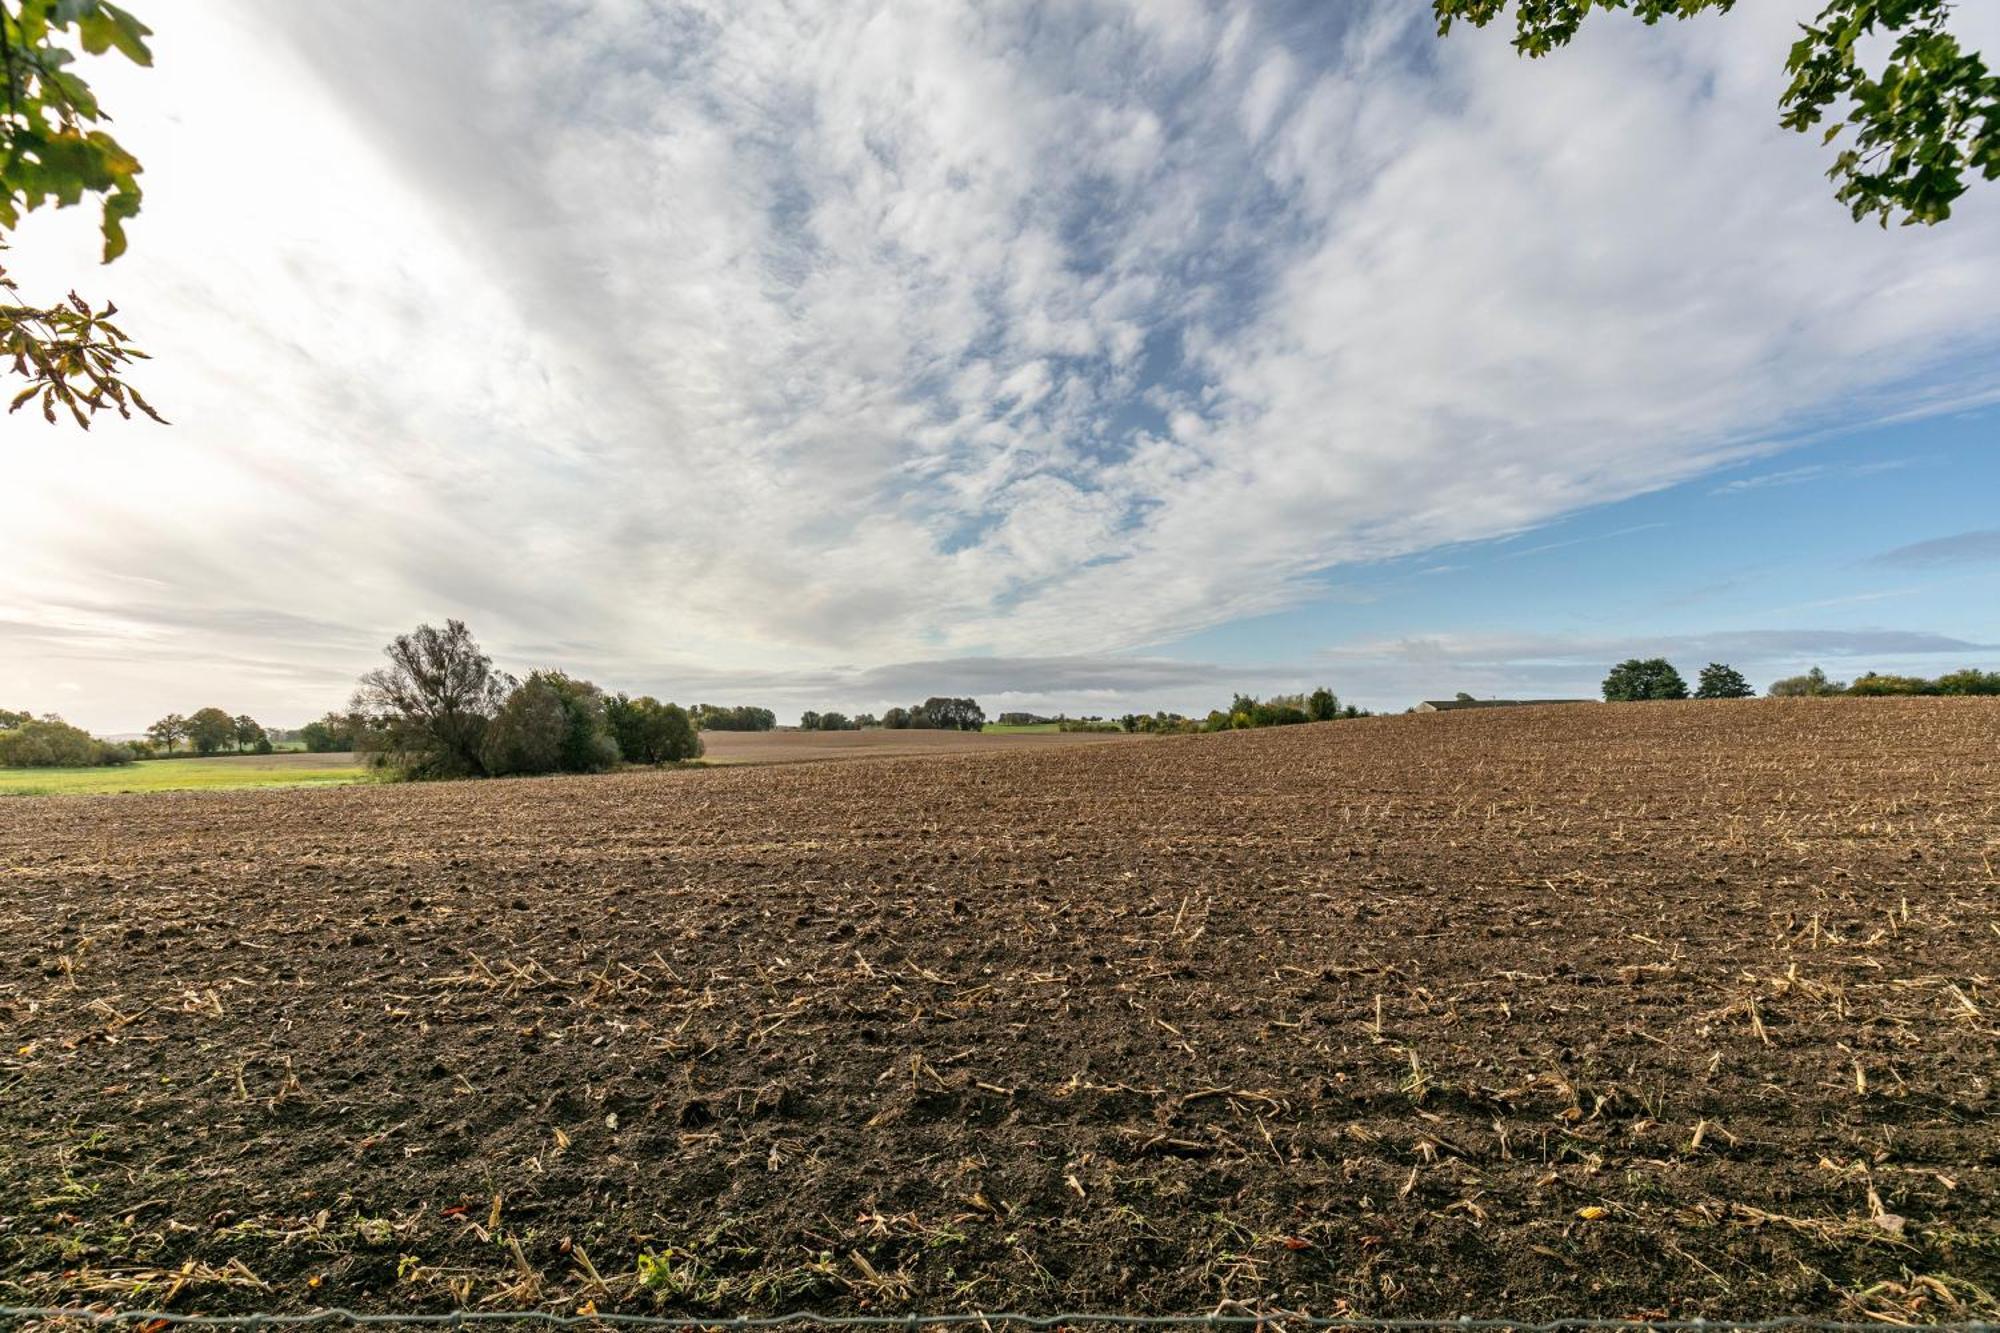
[1872, 530, 2000, 568]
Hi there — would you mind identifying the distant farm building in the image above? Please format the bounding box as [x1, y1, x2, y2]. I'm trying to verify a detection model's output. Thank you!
[1416, 698, 1594, 712]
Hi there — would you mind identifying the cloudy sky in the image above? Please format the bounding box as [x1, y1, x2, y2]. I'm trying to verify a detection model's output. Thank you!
[4, 0, 1998, 730]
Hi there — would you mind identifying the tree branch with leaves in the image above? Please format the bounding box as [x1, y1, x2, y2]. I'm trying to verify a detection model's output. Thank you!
[1, 0, 162, 428]
[1433, 0, 1999, 226]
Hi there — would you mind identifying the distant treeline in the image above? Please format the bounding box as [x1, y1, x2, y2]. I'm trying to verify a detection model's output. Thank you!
[819, 691, 1368, 736]
[795, 697, 989, 731]
[799, 711, 869, 730]
[144, 708, 273, 756]
[1125, 689, 1367, 734]
[1775, 666, 2000, 697]
[691, 704, 777, 732]
[0, 705, 280, 769]
[1601, 659, 2000, 701]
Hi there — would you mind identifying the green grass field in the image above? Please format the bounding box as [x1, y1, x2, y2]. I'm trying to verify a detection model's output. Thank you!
[980, 721, 1061, 733]
[0, 753, 370, 797]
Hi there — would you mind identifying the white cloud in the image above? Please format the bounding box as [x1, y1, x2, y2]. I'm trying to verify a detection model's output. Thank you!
[3, 0, 1998, 729]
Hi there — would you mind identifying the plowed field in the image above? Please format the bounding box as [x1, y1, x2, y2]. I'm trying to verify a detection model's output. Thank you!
[2, 699, 1996, 1322]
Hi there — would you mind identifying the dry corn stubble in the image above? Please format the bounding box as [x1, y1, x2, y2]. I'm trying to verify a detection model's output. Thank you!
[0, 698, 1996, 1322]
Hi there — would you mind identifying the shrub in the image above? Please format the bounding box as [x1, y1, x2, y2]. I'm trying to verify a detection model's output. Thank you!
[1934, 667, 2000, 696]
[0, 714, 132, 768]
[1846, 672, 1937, 696]
[1768, 666, 1845, 697]
[1603, 658, 1689, 701]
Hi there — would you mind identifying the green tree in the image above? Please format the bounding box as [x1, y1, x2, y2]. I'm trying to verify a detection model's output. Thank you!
[2, 0, 166, 427]
[1846, 671, 1937, 695]
[231, 713, 265, 752]
[799, 710, 821, 731]
[1307, 687, 1339, 721]
[1694, 662, 1754, 698]
[186, 706, 235, 755]
[1602, 658, 1689, 701]
[606, 693, 702, 763]
[353, 619, 510, 779]
[914, 696, 985, 731]
[483, 670, 618, 776]
[480, 676, 569, 776]
[1432, 0, 1999, 226]
[145, 711, 184, 754]
[653, 701, 702, 760]
[540, 672, 619, 772]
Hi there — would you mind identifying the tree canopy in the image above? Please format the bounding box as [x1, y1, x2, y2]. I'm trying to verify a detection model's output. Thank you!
[1694, 662, 1755, 698]
[915, 697, 986, 732]
[1603, 657, 1690, 701]
[1432, 0, 1999, 225]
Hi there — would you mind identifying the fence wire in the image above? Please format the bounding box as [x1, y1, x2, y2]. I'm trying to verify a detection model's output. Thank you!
[2, 1311, 1996, 1333]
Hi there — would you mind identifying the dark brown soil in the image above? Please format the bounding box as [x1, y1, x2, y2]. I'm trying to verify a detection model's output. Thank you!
[696, 727, 1137, 765]
[2, 699, 1995, 1322]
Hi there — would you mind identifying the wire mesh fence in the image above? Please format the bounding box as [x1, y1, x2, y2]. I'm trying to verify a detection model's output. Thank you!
[2, 1311, 1996, 1333]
